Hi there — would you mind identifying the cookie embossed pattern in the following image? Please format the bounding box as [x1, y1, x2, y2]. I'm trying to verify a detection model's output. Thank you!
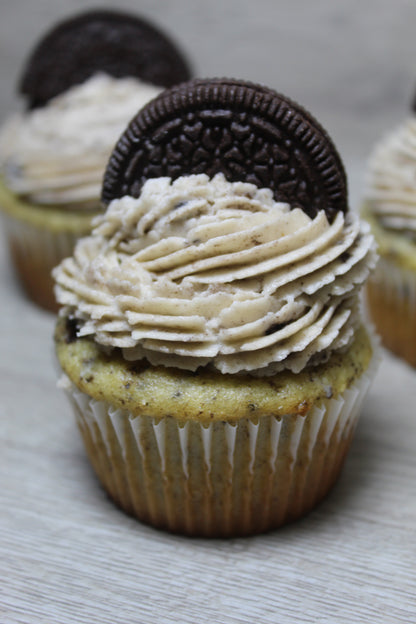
[103, 79, 347, 221]
[54, 78, 378, 537]
[19, 9, 191, 109]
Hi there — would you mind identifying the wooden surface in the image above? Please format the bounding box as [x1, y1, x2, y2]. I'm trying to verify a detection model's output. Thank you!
[1, 197, 416, 624]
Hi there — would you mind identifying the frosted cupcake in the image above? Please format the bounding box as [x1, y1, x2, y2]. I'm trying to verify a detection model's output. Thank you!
[0, 9, 191, 311]
[363, 106, 416, 365]
[54, 79, 378, 536]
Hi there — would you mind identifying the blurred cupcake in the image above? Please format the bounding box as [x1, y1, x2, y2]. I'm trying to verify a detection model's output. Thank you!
[54, 79, 378, 536]
[362, 102, 416, 365]
[0, 9, 191, 311]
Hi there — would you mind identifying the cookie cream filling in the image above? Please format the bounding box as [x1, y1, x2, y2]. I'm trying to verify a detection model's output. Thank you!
[0, 73, 161, 209]
[53, 173, 377, 374]
[365, 116, 416, 239]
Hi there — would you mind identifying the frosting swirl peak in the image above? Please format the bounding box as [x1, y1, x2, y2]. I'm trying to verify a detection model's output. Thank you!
[54, 173, 376, 374]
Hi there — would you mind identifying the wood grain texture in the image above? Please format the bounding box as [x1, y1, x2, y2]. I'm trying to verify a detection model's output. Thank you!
[1, 197, 416, 623]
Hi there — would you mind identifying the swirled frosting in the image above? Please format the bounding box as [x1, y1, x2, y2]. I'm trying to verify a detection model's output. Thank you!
[365, 117, 416, 239]
[53, 173, 377, 375]
[0, 73, 161, 209]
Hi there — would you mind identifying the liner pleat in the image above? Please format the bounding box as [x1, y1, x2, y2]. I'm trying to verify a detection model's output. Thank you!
[67, 351, 377, 537]
[366, 256, 416, 365]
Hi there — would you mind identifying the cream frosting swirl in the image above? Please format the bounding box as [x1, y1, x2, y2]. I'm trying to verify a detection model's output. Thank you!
[53, 173, 376, 375]
[365, 116, 416, 239]
[0, 73, 161, 209]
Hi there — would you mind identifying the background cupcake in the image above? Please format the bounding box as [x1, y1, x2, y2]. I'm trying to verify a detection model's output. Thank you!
[362, 97, 416, 366]
[53, 78, 378, 537]
[0, 9, 191, 312]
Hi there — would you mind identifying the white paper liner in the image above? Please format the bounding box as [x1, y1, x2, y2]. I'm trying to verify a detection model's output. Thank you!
[366, 255, 416, 364]
[1, 210, 88, 310]
[62, 342, 379, 536]
[368, 256, 416, 307]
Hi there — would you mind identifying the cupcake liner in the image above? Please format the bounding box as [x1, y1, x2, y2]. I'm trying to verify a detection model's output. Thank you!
[63, 348, 378, 537]
[1, 211, 86, 311]
[366, 255, 416, 365]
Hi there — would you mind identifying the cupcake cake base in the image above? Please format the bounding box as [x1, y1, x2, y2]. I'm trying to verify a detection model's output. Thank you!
[0, 179, 98, 312]
[366, 256, 416, 366]
[56, 318, 376, 537]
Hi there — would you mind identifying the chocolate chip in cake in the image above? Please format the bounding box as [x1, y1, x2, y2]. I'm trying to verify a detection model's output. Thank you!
[65, 317, 79, 343]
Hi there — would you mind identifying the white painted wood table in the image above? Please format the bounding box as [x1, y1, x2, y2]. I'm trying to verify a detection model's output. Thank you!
[1, 186, 416, 624]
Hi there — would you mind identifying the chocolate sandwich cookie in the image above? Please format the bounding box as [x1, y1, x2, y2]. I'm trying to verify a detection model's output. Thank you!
[19, 9, 191, 109]
[102, 78, 348, 222]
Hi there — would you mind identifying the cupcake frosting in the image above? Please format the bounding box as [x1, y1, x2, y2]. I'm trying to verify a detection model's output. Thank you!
[54, 173, 376, 375]
[365, 117, 416, 238]
[0, 73, 161, 209]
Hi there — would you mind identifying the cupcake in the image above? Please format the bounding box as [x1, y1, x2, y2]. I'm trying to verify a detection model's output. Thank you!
[0, 9, 191, 311]
[53, 79, 378, 536]
[362, 101, 416, 366]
